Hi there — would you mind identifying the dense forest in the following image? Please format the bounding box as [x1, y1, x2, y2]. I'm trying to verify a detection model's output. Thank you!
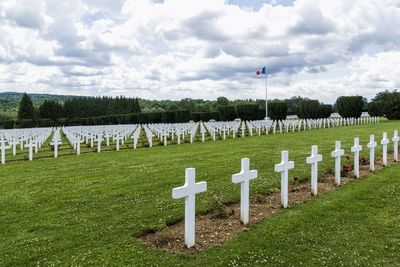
[1, 90, 397, 129]
[0, 92, 74, 112]
[0, 92, 344, 116]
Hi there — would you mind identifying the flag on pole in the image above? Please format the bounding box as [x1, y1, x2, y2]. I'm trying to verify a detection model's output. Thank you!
[256, 67, 266, 75]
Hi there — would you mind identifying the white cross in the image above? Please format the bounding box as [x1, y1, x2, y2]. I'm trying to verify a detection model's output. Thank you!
[177, 129, 181, 145]
[148, 133, 153, 147]
[105, 132, 110, 146]
[34, 139, 38, 154]
[0, 139, 10, 164]
[76, 135, 84, 155]
[96, 134, 102, 153]
[121, 133, 125, 145]
[90, 134, 94, 148]
[351, 137, 362, 178]
[25, 140, 36, 161]
[274, 151, 295, 208]
[306, 145, 323, 195]
[172, 168, 207, 248]
[132, 134, 139, 149]
[232, 158, 258, 225]
[331, 141, 344, 186]
[9, 139, 19, 156]
[381, 132, 389, 166]
[190, 130, 194, 144]
[367, 135, 377, 171]
[393, 130, 399, 162]
[50, 139, 62, 158]
[115, 134, 121, 151]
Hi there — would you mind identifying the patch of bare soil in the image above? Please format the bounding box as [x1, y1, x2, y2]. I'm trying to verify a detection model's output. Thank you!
[139, 155, 397, 253]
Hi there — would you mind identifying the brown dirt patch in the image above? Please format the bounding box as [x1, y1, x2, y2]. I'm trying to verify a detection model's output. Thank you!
[139, 155, 397, 253]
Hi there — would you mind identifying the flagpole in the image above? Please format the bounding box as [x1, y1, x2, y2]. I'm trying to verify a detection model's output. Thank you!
[265, 72, 268, 120]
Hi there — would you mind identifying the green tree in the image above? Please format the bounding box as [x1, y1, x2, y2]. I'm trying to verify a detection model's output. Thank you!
[18, 93, 35, 121]
[217, 96, 230, 106]
[319, 104, 333, 118]
[369, 90, 400, 119]
[218, 105, 237, 121]
[268, 101, 288, 121]
[236, 104, 259, 121]
[39, 100, 63, 121]
[175, 109, 191, 122]
[298, 100, 320, 119]
[286, 96, 306, 115]
[368, 101, 382, 117]
[336, 96, 364, 118]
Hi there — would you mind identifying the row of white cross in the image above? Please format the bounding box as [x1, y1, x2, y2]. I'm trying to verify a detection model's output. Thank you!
[0, 116, 381, 163]
[146, 122, 199, 145]
[61, 125, 138, 155]
[144, 116, 378, 146]
[172, 130, 398, 248]
[247, 117, 379, 136]
[136, 117, 379, 148]
[0, 128, 52, 163]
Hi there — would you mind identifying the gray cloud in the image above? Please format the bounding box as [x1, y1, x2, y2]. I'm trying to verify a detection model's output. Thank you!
[181, 10, 229, 41]
[289, 7, 335, 35]
[5, 5, 44, 30]
[0, 0, 399, 103]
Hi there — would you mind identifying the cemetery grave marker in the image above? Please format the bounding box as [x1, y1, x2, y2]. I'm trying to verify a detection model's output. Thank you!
[367, 135, 377, 171]
[232, 158, 258, 225]
[381, 132, 389, 166]
[306, 145, 323, 195]
[331, 141, 344, 186]
[172, 168, 207, 248]
[393, 130, 399, 162]
[351, 138, 362, 178]
[274, 151, 295, 208]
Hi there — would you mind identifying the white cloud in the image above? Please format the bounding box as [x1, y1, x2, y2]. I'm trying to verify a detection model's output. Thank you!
[0, 0, 399, 103]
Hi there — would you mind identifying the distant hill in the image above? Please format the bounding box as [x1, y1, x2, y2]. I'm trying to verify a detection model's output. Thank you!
[0, 92, 79, 111]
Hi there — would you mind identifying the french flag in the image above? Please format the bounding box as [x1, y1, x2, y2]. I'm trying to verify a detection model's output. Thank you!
[256, 66, 266, 75]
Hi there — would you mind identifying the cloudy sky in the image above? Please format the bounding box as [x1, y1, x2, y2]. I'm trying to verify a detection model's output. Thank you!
[0, 0, 399, 103]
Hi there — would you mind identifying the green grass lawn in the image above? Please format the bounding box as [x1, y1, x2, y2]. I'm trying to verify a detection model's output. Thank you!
[0, 121, 400, 266]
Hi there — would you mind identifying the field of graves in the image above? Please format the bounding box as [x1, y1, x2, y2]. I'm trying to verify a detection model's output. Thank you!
[1, 119, 400, 266]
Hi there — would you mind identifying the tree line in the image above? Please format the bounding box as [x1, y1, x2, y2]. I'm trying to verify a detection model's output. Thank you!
[2, 91, 397, 129]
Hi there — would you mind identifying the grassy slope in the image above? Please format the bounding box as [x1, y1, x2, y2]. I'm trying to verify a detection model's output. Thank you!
[0, 121, 399, 266]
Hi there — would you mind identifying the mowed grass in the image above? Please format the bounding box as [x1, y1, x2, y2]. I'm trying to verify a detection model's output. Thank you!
[0, 121, 399, 266]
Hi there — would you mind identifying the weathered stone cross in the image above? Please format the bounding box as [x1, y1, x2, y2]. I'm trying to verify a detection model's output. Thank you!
[306, 145, 322, 195]
[331, 141, 344, 186]
[232, 158, 258, 225]
[172, 168, 207, 248]
[274, 151, 294, 208]
[351, 137, 362, 178]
